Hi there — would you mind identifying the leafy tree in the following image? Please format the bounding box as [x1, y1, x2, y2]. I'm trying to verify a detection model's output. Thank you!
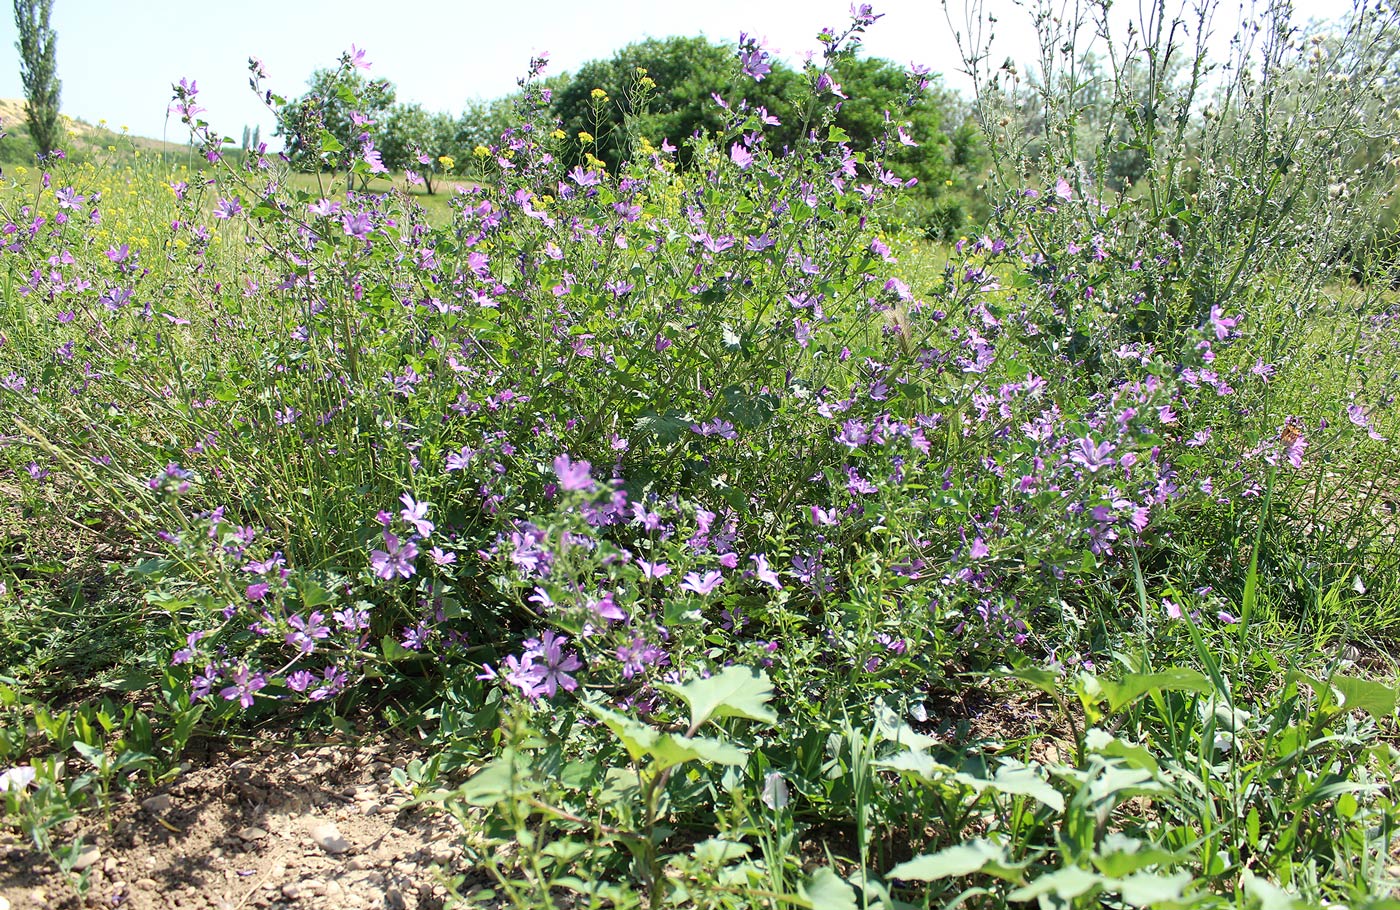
[12, 0, 62, 157]
[458, 93, 531, 152]
[380, 103, 462, 193]
[550, 36, 802, 171]
[276, 67, 396, 176]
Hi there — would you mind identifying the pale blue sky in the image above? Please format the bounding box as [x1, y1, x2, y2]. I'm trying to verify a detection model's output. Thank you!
[0, 0, 1346, 145]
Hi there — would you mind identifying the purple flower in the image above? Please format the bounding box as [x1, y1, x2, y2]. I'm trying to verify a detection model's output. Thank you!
[730, 143, 754, 170]
[370, 532, 418, 580]
[751, 554, 783, 589]
[737, 32, 773, 81]
[214, 198, 243, 220]
[616, 636, 667, 679]
[399, 493, 434, 537]
[286, 611, 330, 654]
[553, 454, 595, 492]
[219, 665, 267, 709]
[969, 537, 990, 560]
[1207, 306, 1238, 340]
[681, 570, 724, 596]
[245, 582, 270, 602]
[286, 670, 316, 692]
[172, 630, 206, 665]
[1069, 438, 1116, 473]
[526, 630, 582, 697]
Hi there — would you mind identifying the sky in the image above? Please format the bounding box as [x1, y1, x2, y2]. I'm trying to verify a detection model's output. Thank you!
[0, 0, 1349, 147]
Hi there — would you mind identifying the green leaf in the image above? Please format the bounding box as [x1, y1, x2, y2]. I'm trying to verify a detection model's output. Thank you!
[996, 665, 1061, 698]
[659, 665, 777, 730]
[1117, 869, 1193, 907]
[1240, 869, 1301, 910]
[317, 129, 345, 153]
[456, 754, 538, 806]
[987, 762, 1065, 812]
[953, 761, 1064, 812]
[798, 867, 858, 910]
[690, 838, 750, 866]
[1008, 866, 1102, 902]
[1330, 674, 1397, 722]
[887, 840, 1024, 883]
[1096, 668, 1213, 713]
[381, 635, 417, 662]
[582, 702, 747, 769]
[827, 125, 851, 144]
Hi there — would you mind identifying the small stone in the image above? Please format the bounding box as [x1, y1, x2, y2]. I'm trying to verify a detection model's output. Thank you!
[141, 794, 173, 814]
[384, 887, 407, 910]
[0, 894, 11, 910]
[104, 856, 120, 874]
[238, 826, 269, 842]
[282, 883, 304, 901]
[361, 802, 383, 816]
[71, 844, 101, 871]
[308, 820, 350, 855]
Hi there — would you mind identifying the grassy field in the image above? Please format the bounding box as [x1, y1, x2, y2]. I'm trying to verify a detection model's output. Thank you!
[3, 5, 1400, 908]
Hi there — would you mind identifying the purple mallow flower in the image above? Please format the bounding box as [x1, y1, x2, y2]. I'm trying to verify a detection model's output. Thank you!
[370, 531, 418, 580]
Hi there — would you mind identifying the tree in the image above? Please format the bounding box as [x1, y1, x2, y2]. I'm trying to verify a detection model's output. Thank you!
[380, 103, 462, 194]
[13, 0, 62, 157]
[276, 67, 395, 176]
[550, 36, 801, 172]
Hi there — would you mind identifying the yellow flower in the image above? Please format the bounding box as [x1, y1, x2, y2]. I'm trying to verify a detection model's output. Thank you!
[945, 179, 953, 186]
[438, 155, 455, 170]
[474, 145, 491, 158]
[578, 131, 594, 144]
[551, 128, 566, 140]
[590, 88, 608, 102]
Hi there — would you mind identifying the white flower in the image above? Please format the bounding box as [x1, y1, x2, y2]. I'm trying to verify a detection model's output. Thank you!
[0, 765, 35, 792]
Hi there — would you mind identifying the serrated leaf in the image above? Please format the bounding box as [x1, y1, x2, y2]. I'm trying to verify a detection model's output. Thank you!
[582, 702, 746, 769]
[1117, 869, 1193, 907]
[799, 867, 857, 910]
[1240, 869, 1301, 910]
[873, 748, 946, 781]
[954, 761, 1064, 812]
[1096, 668, 1213, 713]
[997, 665, 1061, 697]
[1330, 674, 1397, 722]
[690, 838, 750, 866]
[887, 839, 1023, 882]
[873, 699, 939, 751]
[381, 635, 417, 662]
[659, 665, 777, 730]
[1008, 866, 1102, 902]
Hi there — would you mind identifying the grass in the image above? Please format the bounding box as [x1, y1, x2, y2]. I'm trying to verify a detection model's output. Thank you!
[2, 2, 1400, 906]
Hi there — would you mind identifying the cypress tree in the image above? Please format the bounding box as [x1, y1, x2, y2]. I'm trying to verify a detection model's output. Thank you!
[13, 0, 62, 157]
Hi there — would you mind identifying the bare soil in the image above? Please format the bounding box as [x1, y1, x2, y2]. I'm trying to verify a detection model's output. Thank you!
[0, 736, 487, 910]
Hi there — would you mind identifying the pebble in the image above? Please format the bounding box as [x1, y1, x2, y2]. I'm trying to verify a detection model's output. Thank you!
[308, 820, 350, 854]
[71, 845, 101, 871]
[238, 825, 269, 842]
[0, 895, 10, 910]
[141, 794, 173, 814]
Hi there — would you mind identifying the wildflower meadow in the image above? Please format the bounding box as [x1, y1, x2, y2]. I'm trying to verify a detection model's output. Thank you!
[2, 1, 1400, 907]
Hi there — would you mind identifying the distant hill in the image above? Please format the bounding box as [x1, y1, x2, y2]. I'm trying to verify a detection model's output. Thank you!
[0, 98, 198, 165]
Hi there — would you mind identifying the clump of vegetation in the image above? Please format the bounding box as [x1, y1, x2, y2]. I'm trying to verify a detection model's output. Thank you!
[1, 0, 1398, 905]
